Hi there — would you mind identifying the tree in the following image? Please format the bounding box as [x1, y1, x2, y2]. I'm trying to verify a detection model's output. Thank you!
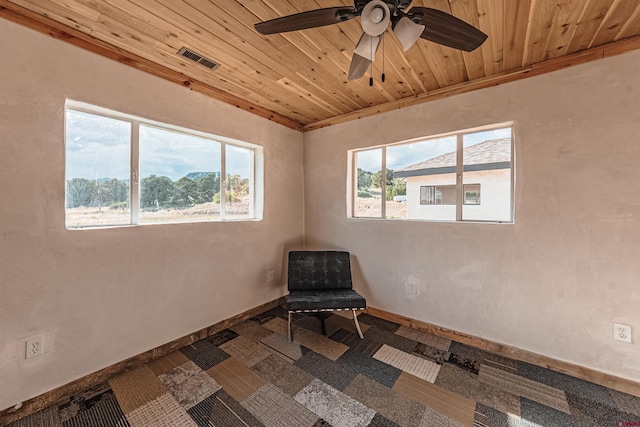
[226, 174, 249, 202]
[140, 175, 174, 209]
[357, 168, 372, 190]
[98, 178, 128, 208]
[66, 178, 97, 208]
[195, 172, 220, 203]
[172, 177, 198, 207]
[386, 178, 406, 201]
[372, 169, 395, 188]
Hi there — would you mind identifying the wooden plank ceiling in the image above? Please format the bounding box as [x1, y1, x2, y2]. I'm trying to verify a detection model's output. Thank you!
[2, 0, 640, 131]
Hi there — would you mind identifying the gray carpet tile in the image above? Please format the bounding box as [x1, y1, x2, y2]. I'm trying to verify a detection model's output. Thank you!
[351, 327, 416, 358]
[610, 389, 640, 417]
[61, 392, 129, 427]
[567, 391, 640, 426]
[7, 310, 640, 427]
[435, 364, 521, 417]
[187, 390, 263, 427]
[337, 348, 402, 389]
[517, 360, 616, 406]
[413, 342, 450, 364]
[242, 383, 318, 427]
[417, 406, 466, 427]
[395, 325, 452, 351]
[479, 365, 570, 414]
[260, 332, 303, 362]
[294, 378, 376, 427]
[219, 336, 272, 367]
[294, 349, 359, 391]
[8, 406, 60, 427]
[208, 329, 239, 347]
[367, 413, 401, 427]
[329, 328, 364, 347]
[343, 374, 424, 427]
[251, 354, 315, 397]
[180, 339, 230, 371]
[157, 361, 221, 410]
[357, 314, 401, 332]
[448, 341, 518, 372]
[473, 402, 512, 427]
[294, 314, 336, 336]
[231, 320, 274, 343]
[519, 398, 593, 427]
[250, 306, 288, 325]
[368, 329, 422, 354]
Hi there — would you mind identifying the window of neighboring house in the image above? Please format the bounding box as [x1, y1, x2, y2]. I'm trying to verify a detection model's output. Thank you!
[349, 124, 513, 223]
[65, 101, 263, 229]
[420, 185, 456, 205]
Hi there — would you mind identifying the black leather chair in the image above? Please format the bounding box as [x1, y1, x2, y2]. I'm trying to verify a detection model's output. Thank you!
[286, 250, 366, 341]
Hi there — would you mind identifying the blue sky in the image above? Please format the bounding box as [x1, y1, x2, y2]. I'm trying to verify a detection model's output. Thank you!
[66, 110, 250, 181]
[358, 127, 512, 172]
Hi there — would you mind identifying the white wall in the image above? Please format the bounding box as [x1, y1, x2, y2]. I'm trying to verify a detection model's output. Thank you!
[0, 19, 304, 410]
[304, 50, 640, 381]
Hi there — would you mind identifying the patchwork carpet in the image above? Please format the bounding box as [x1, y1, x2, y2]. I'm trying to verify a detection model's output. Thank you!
[8, 307, 640, 427]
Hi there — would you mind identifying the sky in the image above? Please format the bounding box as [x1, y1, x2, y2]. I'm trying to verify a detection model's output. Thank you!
[357, 127, 512, 172]
[66, 110, 250, 181]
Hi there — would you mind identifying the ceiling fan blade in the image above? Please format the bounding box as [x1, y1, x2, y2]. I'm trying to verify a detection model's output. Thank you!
[349, 33, 381, 80]
[348, 53, 371, 80]
[393, 16, 425, 51]
[408, 7, 488, 52]
[255, 7, 357, 35]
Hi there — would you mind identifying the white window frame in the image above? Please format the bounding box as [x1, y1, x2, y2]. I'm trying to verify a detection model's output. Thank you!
[348, 123, 514, 223]
[65, 100, 264, 229]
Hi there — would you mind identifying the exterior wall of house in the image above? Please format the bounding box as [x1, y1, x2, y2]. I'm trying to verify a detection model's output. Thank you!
[405, 169, 512, 222]
[0, 19, 304, 410]
[304, 48, 640, 382]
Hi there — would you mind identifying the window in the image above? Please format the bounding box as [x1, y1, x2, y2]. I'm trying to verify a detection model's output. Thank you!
[65, 101, 263, 228]
[350, 124, 513, 222]
[420, 185, 456, 205]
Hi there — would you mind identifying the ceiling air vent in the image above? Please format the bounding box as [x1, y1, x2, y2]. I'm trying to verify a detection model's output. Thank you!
[177, 47, 220, 71]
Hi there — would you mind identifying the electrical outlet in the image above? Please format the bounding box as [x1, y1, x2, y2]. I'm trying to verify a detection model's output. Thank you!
[613, 323, 632, 343]
[25, 336, 43, 359]
[406, 281, 417, 295]
[267, 270, 274, 283]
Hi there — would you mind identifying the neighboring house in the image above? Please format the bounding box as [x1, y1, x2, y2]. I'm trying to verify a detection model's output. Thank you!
[394, 138, 512, 221]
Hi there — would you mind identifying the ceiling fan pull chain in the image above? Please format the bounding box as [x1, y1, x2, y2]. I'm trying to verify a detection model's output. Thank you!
[369, 35, 374, 87]
[381, 32, 386, 83]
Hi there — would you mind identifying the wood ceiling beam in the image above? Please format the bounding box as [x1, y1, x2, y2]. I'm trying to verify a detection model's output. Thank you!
[0, 0, 305, 131]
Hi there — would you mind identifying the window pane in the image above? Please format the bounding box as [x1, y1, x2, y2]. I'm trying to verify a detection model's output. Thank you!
[464, 184, 481, 205]
[462, 128, 512, 221]
[391, 137, 457, 221]
[65, 110, 131, 228]
[355, 149, 382, 218]
[225, 145, 252, 220]
[139, 125, 221, 224]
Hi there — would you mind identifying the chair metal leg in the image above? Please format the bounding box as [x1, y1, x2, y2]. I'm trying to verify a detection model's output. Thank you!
[288, 312, 293, 342]
[352, 309, 364, 339]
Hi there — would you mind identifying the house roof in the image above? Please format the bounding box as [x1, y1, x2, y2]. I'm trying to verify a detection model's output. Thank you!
[394, 138, 511, 179]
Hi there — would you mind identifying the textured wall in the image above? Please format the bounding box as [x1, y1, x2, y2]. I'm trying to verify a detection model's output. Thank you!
[304, 50, 640, 381]
[0, 19, 304, 410]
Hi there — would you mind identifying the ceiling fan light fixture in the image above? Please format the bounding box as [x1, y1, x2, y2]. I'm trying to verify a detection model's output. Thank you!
[393, 16, 425, 51]
[361, 0, 390, 36]
[353, 33, 381, 61]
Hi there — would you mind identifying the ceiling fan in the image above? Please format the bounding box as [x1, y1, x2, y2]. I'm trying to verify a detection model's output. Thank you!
[254, 0, 488, 82]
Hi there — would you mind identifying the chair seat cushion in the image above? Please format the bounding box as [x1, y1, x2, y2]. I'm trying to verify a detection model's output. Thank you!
[287, 289, 366, 312]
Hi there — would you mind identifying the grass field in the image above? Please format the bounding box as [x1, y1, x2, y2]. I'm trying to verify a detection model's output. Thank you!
[66, 200, 250, 228]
